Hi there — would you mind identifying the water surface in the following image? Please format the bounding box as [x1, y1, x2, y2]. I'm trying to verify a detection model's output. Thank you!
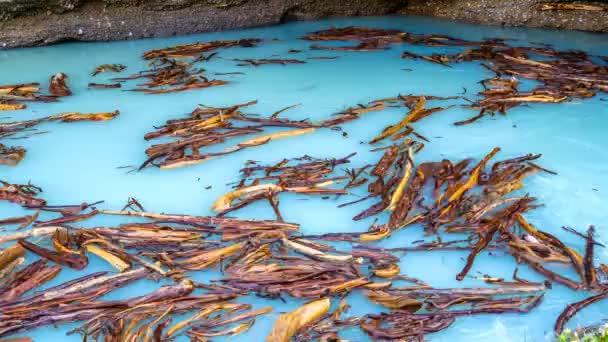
[1, 15, 607, 341]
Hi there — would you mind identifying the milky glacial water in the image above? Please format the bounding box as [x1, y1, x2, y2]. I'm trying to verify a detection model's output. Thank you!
[1, 15, 607, 341]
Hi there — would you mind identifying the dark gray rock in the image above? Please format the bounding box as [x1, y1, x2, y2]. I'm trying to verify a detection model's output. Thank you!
[0, 0, 404, 49]
[401, 0, 608, 33]
[1, 0, 606, 49]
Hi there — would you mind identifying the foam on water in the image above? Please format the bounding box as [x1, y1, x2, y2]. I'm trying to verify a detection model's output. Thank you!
[1, 15, 607, 341]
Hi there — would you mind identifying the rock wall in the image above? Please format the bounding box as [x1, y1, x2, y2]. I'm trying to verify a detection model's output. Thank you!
[0, 0, 606, 49]
[0, 0, 404, 48]
[401, 0, 608, 32]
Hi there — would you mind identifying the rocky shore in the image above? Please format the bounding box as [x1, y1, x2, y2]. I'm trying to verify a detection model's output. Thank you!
[0, 0, 606, 49]
[401, 0, 608, 33]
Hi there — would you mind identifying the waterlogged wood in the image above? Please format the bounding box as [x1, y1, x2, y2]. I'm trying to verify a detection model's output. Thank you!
[267, 298, 330, 342]
[387, 148, 414, 211]
[140, 101, 325, 170]
[143, 39, 262, 59]
[0, 185, 585, 342]
[306, 27, 606, 123]
[212, 184, 283, 212]
[18, 239, 88, 270]
[49, 73, 71, 97]
[97, 209, 300, 233]
[0, 180, 46, 207]
[0, 83, 56, 105]
[38, 267, 148, 301]
[130, 79, 228, 94]
[372, 263, 401, 278]
[366, 290, 423, 311]
[0, 214, 36, 228]
[0, 260, 61, 302]
[49, 110, 120, 122]
[179, 242, 245, 270]
[116, 57, 228, 95]
[0, 145, 25, 166]
[283, 238, 361, 263]
[555, 289, 608, 335]
[87, 82, 122, 89]
[158, 128, 315, 170]
[85, 244, 131, 272]
[583, 226, 599, 289]
[450, 147, 501, 203]
[233, 58, 306, 66]
[91, 64, 126, 76]
[369, 97, 426, 144]
[0, 84, 40, 95]
[0, 110, 119, 164]
[0, 245, 25, 272]
[214, 154, 353, 216]
[516, 214, 586, 287]
[0, 103, 26, 112]
[0, 227, 62, 244]
[402, 51, 452, 67]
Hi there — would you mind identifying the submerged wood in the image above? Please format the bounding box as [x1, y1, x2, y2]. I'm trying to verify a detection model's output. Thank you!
[233, 58, 306, 66]
[140, 101, 324, 170]
[0, 189, 589, 342]
[49, 73, 71, 97]
[115, 57, 228, 94]
[554, 289, 608, 335]
[215, 154, 355, 218]
[304, 26, 607, 124]
[0, 35, 604, 338]
[88, 82, 122, 89]
[0, 110, 119, 165]
[335, 145, 592, 292]
[267, 298, 330, 342]
[91, 64, 126, 76]
[143, 39, 262, 59]
[0, 180, 45, 207]
[0, 83, 57, 109]
[0, 145, 25, 166]
[0, 102, 26, 112]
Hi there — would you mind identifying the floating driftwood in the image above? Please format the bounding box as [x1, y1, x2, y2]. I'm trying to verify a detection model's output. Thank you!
[0, 25, 605, 342]
[324, 94, 457, 143]
[0, 110, 119, 166]
[49, 73, 71, 97]
[232, 58, 306, 66]
[212, 154, 355, 219]
[140, 101, 326, 170]
[143, 39, 262, 59]
[0, 180, 45, 207]
[330, 147, 608, 293]
[555, 289, 608, 335]
[0, 145, 25, 166]
[0, 83, 57, 111]
[402, 51, 452, 67]
[304, 26, 608, 124]
[447, 46, 607, 124]
[0, 102, 26, 112]
[268, 298, 330, 341]
[91, 63, 126, 76]
[303, 26, 506, 52]
[88, 82, 122, 89]
[110, 39, 265, 95]
[115, 58, 228, 94]
[0, 183, 599, 341]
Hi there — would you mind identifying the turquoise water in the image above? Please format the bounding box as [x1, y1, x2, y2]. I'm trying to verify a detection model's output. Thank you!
[1, 15, 608, 341]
